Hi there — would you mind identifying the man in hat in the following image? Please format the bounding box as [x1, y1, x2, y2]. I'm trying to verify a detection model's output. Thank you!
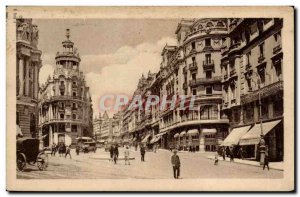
[171, 149, 181, 179]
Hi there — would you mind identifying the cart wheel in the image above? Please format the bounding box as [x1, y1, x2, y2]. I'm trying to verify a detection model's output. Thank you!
[17, 153, 26, 171]
[37, 152, 48, 171]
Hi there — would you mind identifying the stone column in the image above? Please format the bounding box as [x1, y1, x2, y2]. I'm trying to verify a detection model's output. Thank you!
[253, 101, 259, 122]
[217, 104, 221, 119]
[69, 81, 72, 96]
[268, 98, 274, 119]
[25, 58, 30, 96]
[18, 56, 24, 96]
[34, 63, 38, 99]
[55, 81, 59, 96]
[239, 106, 244, 125]
[199, 131, 205, 152]
[49, 125, 53, 145]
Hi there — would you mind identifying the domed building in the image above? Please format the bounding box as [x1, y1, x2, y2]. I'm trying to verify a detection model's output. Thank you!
[38, 29, 93, 147]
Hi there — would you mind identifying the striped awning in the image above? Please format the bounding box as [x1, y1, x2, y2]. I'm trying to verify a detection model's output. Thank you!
[222, 126, 251, 146]
[239, 120, 281, 145]
[180, 131, 187, 136]
[187, 129, 199, 135]
[141, 134, 151, 143]
[150, 136, 161, 144]
[174, 133, 179, 138]
[202, 128, 217, 134]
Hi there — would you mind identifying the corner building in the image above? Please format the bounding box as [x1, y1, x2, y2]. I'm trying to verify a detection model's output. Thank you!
[39, 29, 93, 146]
[158, 19, 230, 151]
[16, 19, 42, 138]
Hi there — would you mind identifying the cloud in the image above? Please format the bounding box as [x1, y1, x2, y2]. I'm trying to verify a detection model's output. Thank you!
[39, 37, 177, 117]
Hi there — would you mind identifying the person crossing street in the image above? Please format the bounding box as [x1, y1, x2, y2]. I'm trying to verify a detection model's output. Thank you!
[171, 149, 181, 179]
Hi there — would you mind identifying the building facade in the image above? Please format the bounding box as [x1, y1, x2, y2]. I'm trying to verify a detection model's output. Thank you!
[38, 29, 93, 146]
[221, 18, 283, 161]
[118, 18, 284, 159]
[16, 19, 42, 138]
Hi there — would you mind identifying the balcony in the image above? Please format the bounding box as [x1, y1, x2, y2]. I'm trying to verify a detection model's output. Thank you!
[273, 44, 282, 54]
[59, 84, 65, 91]
[189, 62, 198, 71]
[183, 82, 188, 89]
[223, 74, 228, 80]
[229, 42, 241, 52]
[241, 80, 283, 105]
[245, 63, 252, 71]
[189, 76, 222, 87]
[72, 83, 78, 88]
[258, 55, 265, 64]
[230, 69, 236, 77]
[231, 98, 236, 104]
[203, 60, 214, 70]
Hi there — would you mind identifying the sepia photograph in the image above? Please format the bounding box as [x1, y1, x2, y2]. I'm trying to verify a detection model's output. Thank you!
[6, 6, 294, 191]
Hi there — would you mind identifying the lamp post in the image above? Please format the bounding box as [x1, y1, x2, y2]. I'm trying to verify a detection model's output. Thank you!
[252, 72, 265, 165]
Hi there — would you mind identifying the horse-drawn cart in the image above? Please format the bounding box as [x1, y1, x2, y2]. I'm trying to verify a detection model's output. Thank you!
[17, 138, 49, 171]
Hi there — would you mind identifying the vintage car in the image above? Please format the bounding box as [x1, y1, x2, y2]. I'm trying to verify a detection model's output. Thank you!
[17, 138, 48, 171]
[82, 142, 97, 153]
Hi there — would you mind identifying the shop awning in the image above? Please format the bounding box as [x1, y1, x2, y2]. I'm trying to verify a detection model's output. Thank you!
[156, 131, 167, 137]
[174, 133, 179, 138]
[141, 134, 151, 143]
[202, 128, 217, 134]
[150, 136, 161, 144]
[180, 131, 186, 136]
[221, 126, 251, 146]
[239, 120, 282, 145]
[187, 129, 199, 135]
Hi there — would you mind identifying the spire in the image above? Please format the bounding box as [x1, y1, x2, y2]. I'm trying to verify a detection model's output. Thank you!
[66, 28, 70, 40]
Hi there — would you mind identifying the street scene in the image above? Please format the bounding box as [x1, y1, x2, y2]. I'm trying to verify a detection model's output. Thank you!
[15, 16, 285, 180]
[17, 147, 283, 179]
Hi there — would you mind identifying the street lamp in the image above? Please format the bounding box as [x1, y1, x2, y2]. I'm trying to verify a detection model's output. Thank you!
[251, 71, 265, 165]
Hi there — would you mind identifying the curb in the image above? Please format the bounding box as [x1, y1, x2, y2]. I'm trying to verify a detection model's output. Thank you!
[206, 157, 284, 171]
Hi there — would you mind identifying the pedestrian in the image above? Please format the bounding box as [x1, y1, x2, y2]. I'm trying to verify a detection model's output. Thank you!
[65, 145, 72, 159]
[238, 147, 244, 160]
[263, 148, 270, 171]
[214, 152, 219, 165]
[113, 144, 119, 164]
[222, 147, 226, 161]
[140, 145, 146, 162]
[109, 145, 114, 162]
[230, 149, 234, 162]
[58, 144, 64, 157]
[171, 149, 181, 179]
[124, 146, 130, 165]
[51, 143, 56, 156]
[76, 145, 80, 155]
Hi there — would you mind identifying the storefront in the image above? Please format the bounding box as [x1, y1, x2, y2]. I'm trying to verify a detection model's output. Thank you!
[239, 119, 283, 161]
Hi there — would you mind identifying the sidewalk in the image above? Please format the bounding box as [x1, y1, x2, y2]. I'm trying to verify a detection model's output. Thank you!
[206, 155, 284, 171]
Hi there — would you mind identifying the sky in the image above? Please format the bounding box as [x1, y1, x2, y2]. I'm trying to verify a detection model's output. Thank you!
[34, 19, 179, 117]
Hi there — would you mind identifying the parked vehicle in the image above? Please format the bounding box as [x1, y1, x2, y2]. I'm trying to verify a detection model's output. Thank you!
[82, 142, 97, 153]
[17, 138, 48, 171]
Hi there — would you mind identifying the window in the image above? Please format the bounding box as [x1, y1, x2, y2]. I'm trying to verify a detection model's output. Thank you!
[192, 89, 197, 95]
[73, 92, 77, 97]
[192, 73, 196, 81]
[216, 21, 224, 27]
[206, 86, 212, 95]
[72, 114, 76, 120]
[246, 51, 251, 66]
[206, 71, 212, 79]
[200, 105, 218, 120]
[60, 114, 64, 119]
[191, 42, 196, 50]
[72, 125, 77, 133]
[206, 22, 213, 28]
[259, 42, 265, 58]
[258, 67, 266, 86]
[274, 31, 281, 44]
[274, 61, 282, 81]
[192, 56, 196, 63]
[205, 54, 211, 64]
[205, 38, 211, 47]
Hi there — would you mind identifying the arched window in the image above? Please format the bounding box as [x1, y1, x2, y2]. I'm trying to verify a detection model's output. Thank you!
[206, 22, 213, 28]
[216, 21, 224, 27]
[198, 25, 203, 30]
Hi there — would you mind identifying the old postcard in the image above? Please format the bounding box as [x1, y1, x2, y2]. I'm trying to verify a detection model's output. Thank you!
[6, 6, 294, 191]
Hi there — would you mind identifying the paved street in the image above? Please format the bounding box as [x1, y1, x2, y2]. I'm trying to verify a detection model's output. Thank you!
[17, 148, 283, 179]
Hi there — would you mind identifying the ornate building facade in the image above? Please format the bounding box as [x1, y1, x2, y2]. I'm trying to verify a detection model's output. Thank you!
[119, 18, 284, 159]
[221, 18, 283, 161]
[38, 29, 93, 146]
[16, 19, 42, 138]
